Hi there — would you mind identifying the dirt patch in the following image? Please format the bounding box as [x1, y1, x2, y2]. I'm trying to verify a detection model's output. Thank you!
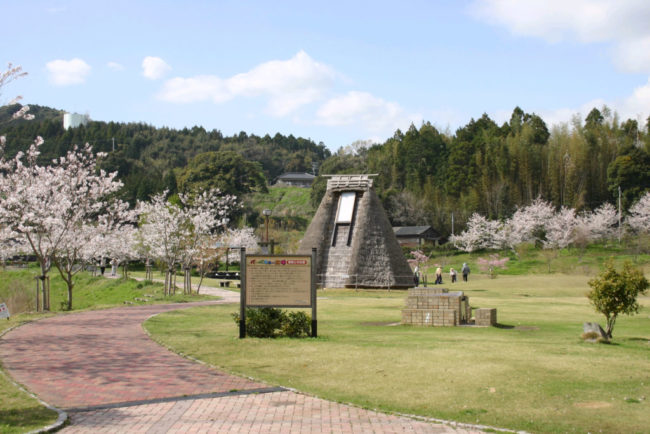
[574, 401, 612, 409]
[514, 326, 540, 331]
[360, 321, 400, 326]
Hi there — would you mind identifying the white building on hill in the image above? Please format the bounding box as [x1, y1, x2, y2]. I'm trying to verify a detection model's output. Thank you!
[63, 112, 90, 130]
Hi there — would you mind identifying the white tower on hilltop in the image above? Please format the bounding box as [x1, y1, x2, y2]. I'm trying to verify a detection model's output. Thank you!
[63, 112, 89, 130]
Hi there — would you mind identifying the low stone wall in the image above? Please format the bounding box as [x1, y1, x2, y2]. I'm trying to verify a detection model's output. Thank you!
[402, 287, 469, 327]
[401, 308, 457, 326]
[475, 308, 497, 326]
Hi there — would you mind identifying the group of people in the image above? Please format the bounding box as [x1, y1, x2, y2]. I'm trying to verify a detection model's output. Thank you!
[413, 263, 470, 286]
[97, 257, 119, 277]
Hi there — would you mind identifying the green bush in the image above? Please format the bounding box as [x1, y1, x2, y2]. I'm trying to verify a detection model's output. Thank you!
[232, 308, 311, 338]
[282, 311, 311, 337]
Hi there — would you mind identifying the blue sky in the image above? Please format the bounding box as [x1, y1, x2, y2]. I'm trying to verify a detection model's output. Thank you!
[3, 0, 650, 150]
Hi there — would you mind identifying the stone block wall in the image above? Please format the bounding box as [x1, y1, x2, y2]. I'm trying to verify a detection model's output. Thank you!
[401, 308, 457, 326]
[402, 287, 466, 327]
[475, 308, 497, 326]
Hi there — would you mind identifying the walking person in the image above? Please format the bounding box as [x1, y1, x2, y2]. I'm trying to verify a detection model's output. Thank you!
[413, 265, 420, 287]
[110, 258, 118, 277]
[434, 267, 443, 285]
[461, 262, 470, 282]
[99, 257, 106, 276]
[450, 267, 457, 283]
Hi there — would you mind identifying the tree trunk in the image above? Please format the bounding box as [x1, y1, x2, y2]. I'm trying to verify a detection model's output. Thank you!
[606, 315, 616, 338]
[197, 272, 204, 294]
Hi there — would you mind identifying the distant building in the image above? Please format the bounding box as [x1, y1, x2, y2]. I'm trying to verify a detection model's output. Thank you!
[393, 226, 441, 247]
[274, 172, 316, 188]
[63, 112, 89, 130]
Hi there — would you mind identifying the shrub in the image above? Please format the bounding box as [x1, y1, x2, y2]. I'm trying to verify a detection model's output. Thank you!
[282, 311, 311, 337]
[587, 261, 649, 338]
[232, 308, 312, 338]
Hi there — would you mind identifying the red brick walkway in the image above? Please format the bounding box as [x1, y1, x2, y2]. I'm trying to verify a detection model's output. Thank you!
[0, 302, 266, 409]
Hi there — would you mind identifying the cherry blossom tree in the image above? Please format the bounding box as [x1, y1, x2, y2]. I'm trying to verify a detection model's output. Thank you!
[544, 207, 578, 250]
[0, 138, 58, 309]
[582, 203, 618, 243]
[137, 189, 236, 295]
[0, 63, 34, 123]
[477, 254, 510, 279]
[220, 227, 260, 263]
[627, 192, 650, 234]
[177, 189, 236, 294]
[451, 213, 502, 252]
[503, 198, 555, 251]
[137, 192, 186, 295]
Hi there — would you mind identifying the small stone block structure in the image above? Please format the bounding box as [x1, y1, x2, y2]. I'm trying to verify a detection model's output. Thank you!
[401, 287, 471, 327]
[475, 308, 497, 326]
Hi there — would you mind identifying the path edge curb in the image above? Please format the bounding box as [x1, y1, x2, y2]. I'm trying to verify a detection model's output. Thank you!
[1, 321, 69, 433]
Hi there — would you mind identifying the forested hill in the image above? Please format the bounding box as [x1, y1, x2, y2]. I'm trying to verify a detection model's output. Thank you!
[312, 107, 650, 237]
[0, 104, 330, 203]
[3, 104, 649, 236]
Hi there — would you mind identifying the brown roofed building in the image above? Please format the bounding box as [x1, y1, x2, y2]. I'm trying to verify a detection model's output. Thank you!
[393, 226, 441, 247]
[274, 172, 316, 188]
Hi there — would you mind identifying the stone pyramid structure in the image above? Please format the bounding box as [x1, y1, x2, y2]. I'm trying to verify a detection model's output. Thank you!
[298, 174, 413, 289]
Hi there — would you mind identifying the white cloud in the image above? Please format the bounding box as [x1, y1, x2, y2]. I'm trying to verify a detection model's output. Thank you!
[529, 78, 650, 129]
[470, 0, 650, 73]
[107, 61, 125, 71]
[157, 51, 338, 116]
[159, 76, 229, 103]
[45, 58, 91, 86]
[142, 56, 171, 80]
[316, 91, 421, 134]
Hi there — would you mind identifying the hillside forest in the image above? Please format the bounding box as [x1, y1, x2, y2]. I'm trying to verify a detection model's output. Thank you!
[1, 104, 649, 237]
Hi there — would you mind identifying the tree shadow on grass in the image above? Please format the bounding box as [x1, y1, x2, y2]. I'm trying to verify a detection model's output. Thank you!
[626, 337, 650, 342]
[494, 323, 515, 329]
[0, 406, 58, 430]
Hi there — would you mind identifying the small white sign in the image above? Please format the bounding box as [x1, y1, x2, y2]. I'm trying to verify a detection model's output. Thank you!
[0, 302, 9, 319]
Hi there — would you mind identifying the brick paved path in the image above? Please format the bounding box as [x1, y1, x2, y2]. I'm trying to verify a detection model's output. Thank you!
[0, 301, 267, 408]
[0, 288, 486, 433]
[65, 391, 475, 433]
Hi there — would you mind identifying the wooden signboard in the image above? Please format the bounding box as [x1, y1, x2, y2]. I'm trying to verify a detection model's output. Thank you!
[245, 255, 312, 307]
[239, 248, 317, 338]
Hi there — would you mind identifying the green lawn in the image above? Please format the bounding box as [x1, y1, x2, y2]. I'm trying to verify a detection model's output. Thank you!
[145, 273, 650, 433]
[420, 243, 650, 280]
[0, 267, 216, 433]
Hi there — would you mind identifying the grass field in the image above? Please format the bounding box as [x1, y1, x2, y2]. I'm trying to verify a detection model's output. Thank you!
[420, 243, 650, 280]
[0, 267, 215, 433]
[145, 273, 650, 433]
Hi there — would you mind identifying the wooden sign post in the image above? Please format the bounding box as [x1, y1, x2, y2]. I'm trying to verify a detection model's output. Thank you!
[239, 248, 317, 338]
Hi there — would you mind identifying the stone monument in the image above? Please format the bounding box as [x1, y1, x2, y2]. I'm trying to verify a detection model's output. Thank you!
[298, 174, 413, 289]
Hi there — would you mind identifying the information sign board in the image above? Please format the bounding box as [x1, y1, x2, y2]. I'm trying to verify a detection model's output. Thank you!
[245, 255, 312, 307]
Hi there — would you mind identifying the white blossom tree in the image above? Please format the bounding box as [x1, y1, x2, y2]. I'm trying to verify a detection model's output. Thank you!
[544, 207, 578, 250]
[505, 198, 555, 248]
[627, 192, 650, 234]
[451, 213, 502, 253]
[581, 203, 618, 243]
[137, 192, 186, 295]
[137, 189, 236, 295]
[177, 189, 236, 294]
[220, 227, 260, 263]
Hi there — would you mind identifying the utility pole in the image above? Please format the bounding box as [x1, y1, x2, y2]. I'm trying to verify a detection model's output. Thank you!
[451, 212, 454, 236]
[618, 186, 622, 243]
